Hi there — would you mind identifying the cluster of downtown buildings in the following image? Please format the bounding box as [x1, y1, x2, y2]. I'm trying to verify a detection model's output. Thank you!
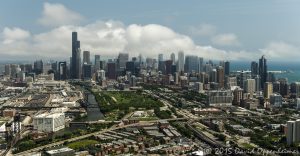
[2, 32, 300, 145]
[2, 32, 300, 108]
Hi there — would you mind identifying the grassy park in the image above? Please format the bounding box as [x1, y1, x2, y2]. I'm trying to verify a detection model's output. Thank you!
[93, 91, 164, 120]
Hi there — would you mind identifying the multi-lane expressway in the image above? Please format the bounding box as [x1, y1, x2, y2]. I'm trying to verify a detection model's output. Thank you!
[14, 113, 284, 155]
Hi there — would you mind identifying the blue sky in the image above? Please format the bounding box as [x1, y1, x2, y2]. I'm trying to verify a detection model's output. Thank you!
[0, 0, 299, 61]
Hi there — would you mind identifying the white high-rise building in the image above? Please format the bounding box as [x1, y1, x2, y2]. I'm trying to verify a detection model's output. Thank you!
[291, 82, 300, 98]
[97, 70, 106, 81]
[286, 120, 300, 145]
[194, 82, 204, 93]
[296, 98, 300, 110]
[207, 90, 233, 107]
[264, 82, 273, 99]
[244, 79, 256, 97]
[177, 51, 184, 72]
[287, 121, 295, 145]
[295, 119, 300, 143]
[43, 63, 52, 75]
[33, 112, 65, 132]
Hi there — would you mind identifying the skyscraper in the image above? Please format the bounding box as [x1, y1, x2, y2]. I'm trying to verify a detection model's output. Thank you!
[270, 93, 282, 107]
[58, 61, 67, 80]
[177, 51, 184, 72]
[251, 61, 258, 76]
[83, 51, 91, 64]
[244, 79, 255, 97]
[264, 82, 273, 99]
[170, 53, 175, 65]
[291, 82, 300, 98]
[286, 120, 300, 145]
[146, 57, 154, 69]
[118, 53, 129, 71]
[164, 60, 173, 75]
[224, 61, 230, 76]
[34, 60, 43, 75]
[83, 63, 92, 80]
[278, 78, 289, 97]
[126, 61, 135, 75]
[184, 55, 198, 73]
[287, 121, 295, 146]
[254, 75, 261, 92]
[4, 64, 11, 76]
[94, 55, 100, 71]
[158, 54, 164, 62]
[259, 56, 267, 90]
[107, 62, 117, 79]
[233, 87, 243, 106]
[158, 54, 164, 72]
[210, 69, 217, 83]
[217, 66, 225, 88]
[43, 62, 52, 74]
[198, 57, 204, 73]
[71, 32, 81, 79]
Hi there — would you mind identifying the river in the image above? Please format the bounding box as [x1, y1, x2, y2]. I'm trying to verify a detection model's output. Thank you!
[85, 92, 105, 121]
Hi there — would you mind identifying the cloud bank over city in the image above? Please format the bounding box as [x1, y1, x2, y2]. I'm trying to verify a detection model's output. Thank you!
[0, 2, 299, 62]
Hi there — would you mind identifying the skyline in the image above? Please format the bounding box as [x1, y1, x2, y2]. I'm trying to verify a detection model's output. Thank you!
[0, 1, 300, 62]
[2, 1, 300, 155]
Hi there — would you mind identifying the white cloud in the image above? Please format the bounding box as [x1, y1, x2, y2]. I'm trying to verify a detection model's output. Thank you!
[0, 3, 255, 61]
[1, 20, 298, 62]
[189, 24, 216, 36]
[38, 2, 83, 27]
[259, 41, 300, 61]
[211, 33, 240, 46]
[0, 20, 250, 61]
[124, 24, 195, 56]
[2, 27, 30, 44]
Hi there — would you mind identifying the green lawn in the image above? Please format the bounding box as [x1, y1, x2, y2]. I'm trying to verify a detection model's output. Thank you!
[241, 143, 255, 149]
[94, 91, 163, 115]
[67, 139, 99, 150]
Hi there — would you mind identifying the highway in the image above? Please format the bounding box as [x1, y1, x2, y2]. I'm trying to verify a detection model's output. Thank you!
[186, 123, 226, 148]
[14, 113, 284, 155]
[14, 122, 153, 156]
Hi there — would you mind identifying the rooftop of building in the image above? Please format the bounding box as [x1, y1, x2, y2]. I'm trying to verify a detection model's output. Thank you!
[34, 112, 64, 118]
[46, 147, 74, 154]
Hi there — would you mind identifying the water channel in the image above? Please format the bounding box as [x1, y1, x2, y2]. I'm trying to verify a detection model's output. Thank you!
[85, 92, 105, 121]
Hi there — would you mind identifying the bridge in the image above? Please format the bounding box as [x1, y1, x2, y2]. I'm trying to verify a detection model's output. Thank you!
[68, 113, 283, 125]
[69, 120, 122, 126]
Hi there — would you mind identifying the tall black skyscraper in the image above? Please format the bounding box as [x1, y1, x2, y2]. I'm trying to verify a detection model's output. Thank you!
[259, 55, 267, 90]
[71, 32, 81, 79]
[251, 61, 259, 76]
[224, 61, 230, 76]
[34, 60, 43, 75]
